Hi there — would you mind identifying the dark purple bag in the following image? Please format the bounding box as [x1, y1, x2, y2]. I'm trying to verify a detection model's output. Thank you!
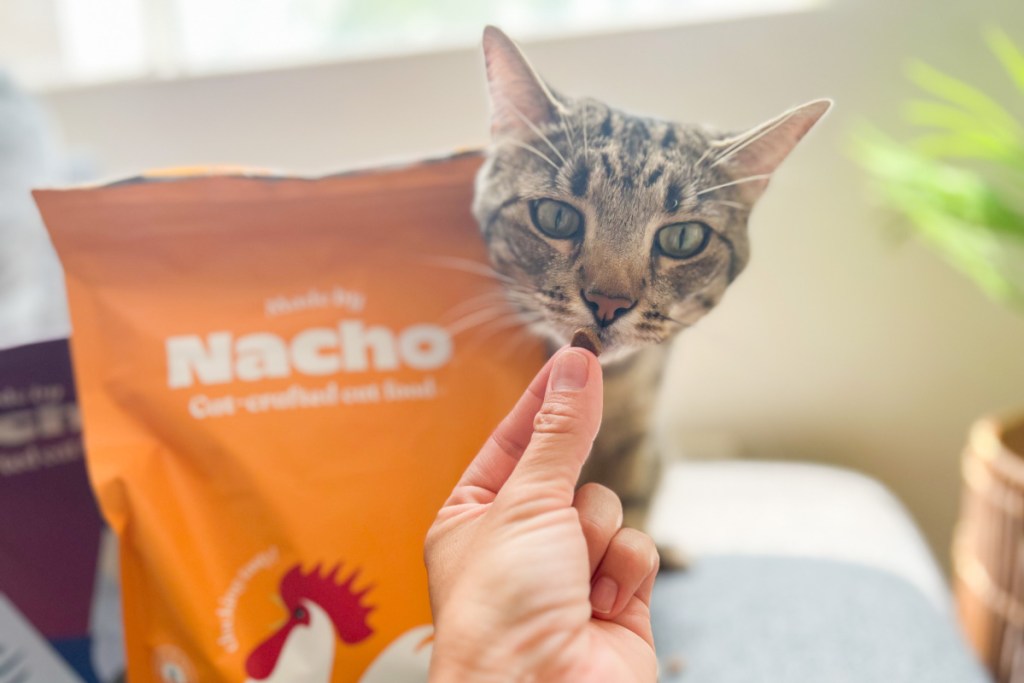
[0, 338, 104, 681]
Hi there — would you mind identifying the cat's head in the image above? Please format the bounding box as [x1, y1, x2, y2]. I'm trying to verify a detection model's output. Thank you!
[472, 26, 831, 363]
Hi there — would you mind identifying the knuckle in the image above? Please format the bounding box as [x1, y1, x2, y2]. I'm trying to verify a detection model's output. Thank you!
[577, 481, 615, 500]
[532, 397, 586, 436]
[575, 483, 623, 522]
[615, 528, 657, 562]
[489, 428, 524, 460]
[577, 508, 614, 540]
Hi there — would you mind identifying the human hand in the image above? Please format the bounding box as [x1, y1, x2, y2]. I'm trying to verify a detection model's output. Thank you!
[425, 348, 659, 683]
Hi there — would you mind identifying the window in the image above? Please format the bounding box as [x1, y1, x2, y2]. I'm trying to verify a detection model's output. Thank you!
[0, 0, 820, 91]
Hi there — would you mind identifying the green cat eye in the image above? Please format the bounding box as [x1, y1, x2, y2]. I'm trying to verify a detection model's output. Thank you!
[530, 199, 583, 239]
[656, 222, 711, 259]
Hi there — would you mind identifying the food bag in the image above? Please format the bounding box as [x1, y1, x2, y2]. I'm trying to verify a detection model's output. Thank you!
[34, 153, 545, 683]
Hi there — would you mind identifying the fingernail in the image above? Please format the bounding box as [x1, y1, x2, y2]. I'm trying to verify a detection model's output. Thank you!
[551, 350, 589, 391]
[590, 576, 618, 614]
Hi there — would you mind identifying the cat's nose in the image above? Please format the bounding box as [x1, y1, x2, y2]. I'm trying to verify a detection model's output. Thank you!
[581, 290, 636, 327]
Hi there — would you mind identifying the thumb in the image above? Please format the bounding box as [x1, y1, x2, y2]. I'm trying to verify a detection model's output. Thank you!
[501, 347, 603, 505]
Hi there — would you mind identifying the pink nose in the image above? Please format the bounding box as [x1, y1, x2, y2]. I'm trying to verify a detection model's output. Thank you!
[582, 290, 636, 327]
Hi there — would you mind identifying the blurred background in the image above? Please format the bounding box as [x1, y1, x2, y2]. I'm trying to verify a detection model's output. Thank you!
[2, 0, 1022, 577]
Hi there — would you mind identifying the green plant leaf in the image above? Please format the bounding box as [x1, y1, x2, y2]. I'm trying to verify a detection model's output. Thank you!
[905, 209, 1024, 309]
[986, 26, 1024, 94]
[910, 131, 1021, 165]
[902, 99, 1019, 144]
[906, 60, 1021, 136]
[856, 132, 1024, 236]
[853, 34, 1024, 316]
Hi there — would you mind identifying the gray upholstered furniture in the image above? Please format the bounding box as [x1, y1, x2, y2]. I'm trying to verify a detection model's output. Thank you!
[649, 461, 990, 682]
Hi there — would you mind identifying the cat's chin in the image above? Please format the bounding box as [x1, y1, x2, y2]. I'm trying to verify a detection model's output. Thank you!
[593, 344, 644, 365]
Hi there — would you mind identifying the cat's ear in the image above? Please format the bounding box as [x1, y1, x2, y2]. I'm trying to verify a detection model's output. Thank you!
[482, 26, 562, 139]
[710, 99, 832, 201]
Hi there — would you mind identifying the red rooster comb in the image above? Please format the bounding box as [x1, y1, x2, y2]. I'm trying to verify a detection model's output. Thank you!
[279, 563, 374, 643]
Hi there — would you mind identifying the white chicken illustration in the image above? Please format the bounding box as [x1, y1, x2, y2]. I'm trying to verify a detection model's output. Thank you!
[358, 624, 433, 683]
[243, 562, 432, 683]
[244, 564, 373, 683]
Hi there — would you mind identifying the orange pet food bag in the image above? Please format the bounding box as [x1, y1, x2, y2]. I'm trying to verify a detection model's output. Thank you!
[34, 153, 546, 683]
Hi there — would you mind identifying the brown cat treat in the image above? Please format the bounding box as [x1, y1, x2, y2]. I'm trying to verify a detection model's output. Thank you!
[571, 328, 602, 356]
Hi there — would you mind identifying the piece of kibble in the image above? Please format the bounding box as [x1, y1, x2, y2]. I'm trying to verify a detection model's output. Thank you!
[571, 328, 602, 356]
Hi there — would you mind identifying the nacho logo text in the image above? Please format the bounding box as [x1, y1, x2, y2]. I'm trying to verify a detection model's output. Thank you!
[166, 321, 453, 389]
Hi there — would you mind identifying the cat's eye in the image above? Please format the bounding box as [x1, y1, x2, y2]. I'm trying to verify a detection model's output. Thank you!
[656, 222, 711, 259]
[530, 199, 583, 239]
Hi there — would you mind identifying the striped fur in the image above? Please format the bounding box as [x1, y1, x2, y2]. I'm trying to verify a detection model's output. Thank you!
[473, 27, 830, 548]
[473, 94, 753, 364]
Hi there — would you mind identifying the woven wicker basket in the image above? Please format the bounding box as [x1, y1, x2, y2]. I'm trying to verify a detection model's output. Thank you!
[955, 412, 1024, 682]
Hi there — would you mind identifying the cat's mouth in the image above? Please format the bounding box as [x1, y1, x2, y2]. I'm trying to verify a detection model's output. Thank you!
[507, 290, 664, 363]
[541, 320, 645, 365]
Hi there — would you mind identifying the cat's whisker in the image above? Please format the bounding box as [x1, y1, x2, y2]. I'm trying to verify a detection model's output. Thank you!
[699, 119, 772, 169]
[650, 311, 690, 328]
[556, 102, 577, 154]
[704, 198, 750, 211]
[446, 304, 524, 337]
[504, 139, 559, 170]
[695, 143, 725, 168]
[454, 312, 546, 359]
[710, 115, 790, 168]
[507, 102, 568, 166]
[694, 173, 772, 198]
[707, 132, 756, 165]
[492, 321, 547, 359]
[582, 100, 589, 159]
[444, 286, 541, 334]
[709, 121, 773, 161]
[420, 256, 517, 285]
[681, 183, 699, 213]
[505, 295, 538, 314]
[439, 291, 515, 324]
[462, 320, 535, 360]
[474, 310, 545, 342]
[492, 283, 537, 306]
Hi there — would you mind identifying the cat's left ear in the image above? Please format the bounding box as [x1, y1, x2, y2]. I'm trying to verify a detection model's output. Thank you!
[482, 25, 563, 139]
[710, 99, 832, 201]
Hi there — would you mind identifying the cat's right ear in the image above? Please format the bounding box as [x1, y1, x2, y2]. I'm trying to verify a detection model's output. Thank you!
[708, 99, 832, 201]
[482, 26, 562, 139]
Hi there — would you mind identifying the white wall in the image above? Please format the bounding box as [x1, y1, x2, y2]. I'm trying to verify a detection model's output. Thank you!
[37, 0, 1024, 568]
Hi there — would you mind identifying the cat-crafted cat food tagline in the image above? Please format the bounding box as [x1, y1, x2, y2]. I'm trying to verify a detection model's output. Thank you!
[168, 286, 454, 420]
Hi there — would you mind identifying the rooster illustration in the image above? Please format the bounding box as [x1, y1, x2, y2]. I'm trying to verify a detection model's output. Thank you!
[358, 625, 433, 683]
[244, 563, 374, 683]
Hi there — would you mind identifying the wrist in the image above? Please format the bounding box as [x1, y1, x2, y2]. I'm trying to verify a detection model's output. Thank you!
[428, 603, 525, 683]
[429, 648, 516, 683]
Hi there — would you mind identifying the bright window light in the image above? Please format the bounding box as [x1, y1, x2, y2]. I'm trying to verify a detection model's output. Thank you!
[53, 0, 146, 81]
[0, 0, 821, 91]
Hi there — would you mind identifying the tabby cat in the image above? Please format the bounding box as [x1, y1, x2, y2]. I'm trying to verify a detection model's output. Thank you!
[472, 26, 830, 555]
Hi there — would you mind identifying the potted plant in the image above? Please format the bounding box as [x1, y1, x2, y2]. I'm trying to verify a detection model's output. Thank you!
[853, 28, 1024, 683]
